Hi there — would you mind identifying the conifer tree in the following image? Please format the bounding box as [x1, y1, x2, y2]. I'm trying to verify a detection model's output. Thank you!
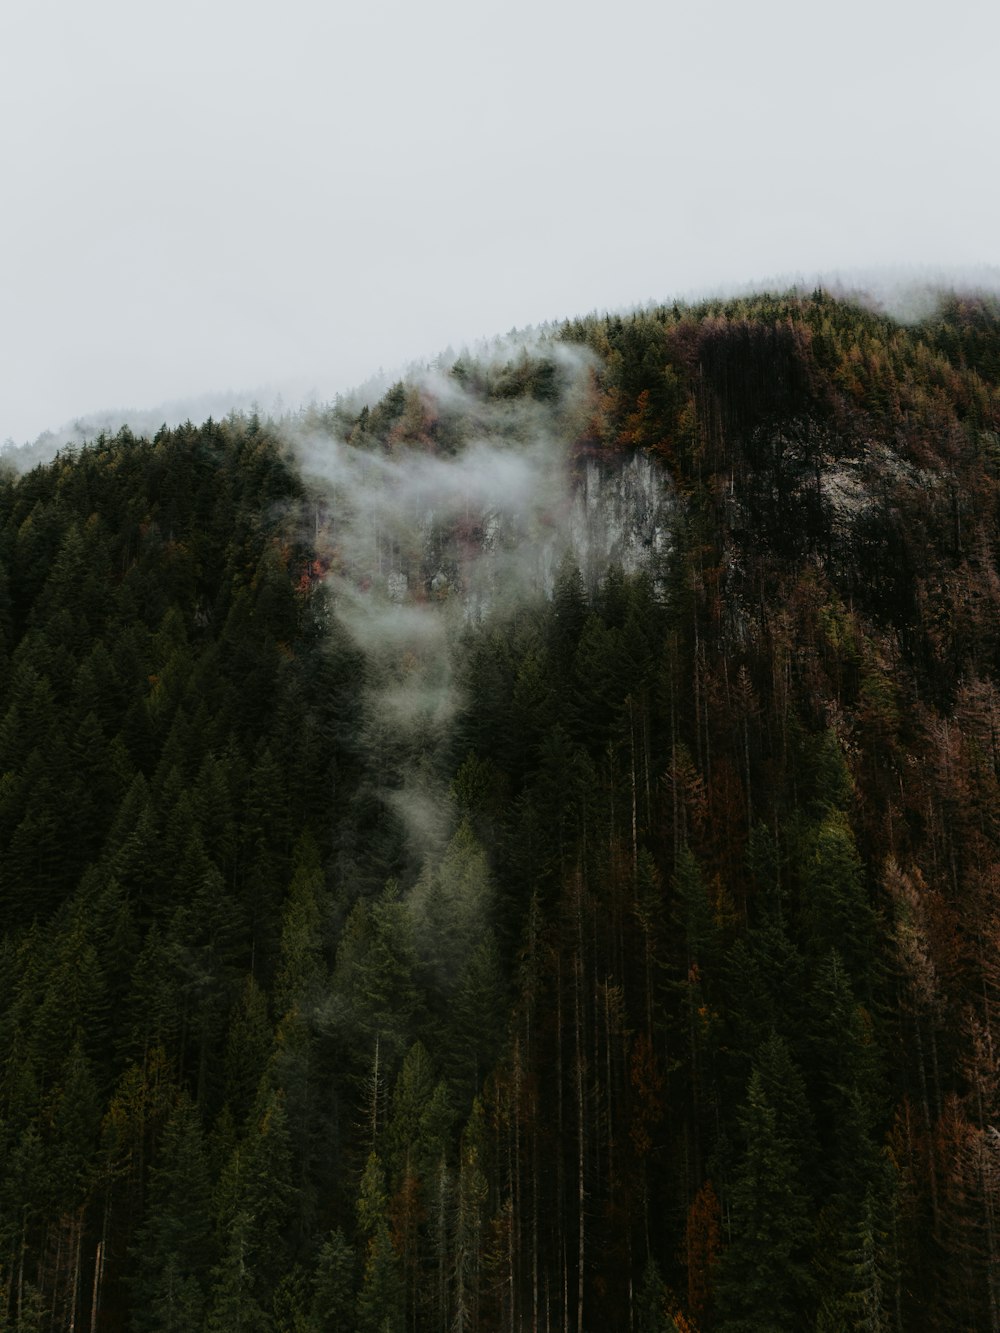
[131, 1090, 213, 1332]
[716, 1036, 815, 1331]
[310, 1229, 356, 1331]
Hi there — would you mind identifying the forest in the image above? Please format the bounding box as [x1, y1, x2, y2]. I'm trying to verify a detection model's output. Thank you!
[1, 287, 999, 1331]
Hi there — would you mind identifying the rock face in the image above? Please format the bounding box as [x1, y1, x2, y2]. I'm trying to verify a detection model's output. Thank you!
[566, 453, 675, 592]
[346, 449, 677, 620]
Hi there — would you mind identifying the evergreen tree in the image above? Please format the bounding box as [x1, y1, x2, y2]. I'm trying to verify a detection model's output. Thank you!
[310, 1229, 356, 1332]
[131, 1090, 213, 1332]
[716, 1036, 815, 1331]
[355, 1153, 404, 1333]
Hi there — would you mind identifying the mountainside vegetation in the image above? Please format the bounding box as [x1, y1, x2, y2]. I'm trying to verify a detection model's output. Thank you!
[1, 288, 1000, 1331]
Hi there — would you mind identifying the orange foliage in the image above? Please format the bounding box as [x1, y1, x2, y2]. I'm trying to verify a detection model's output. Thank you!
[389, 1170, 424, 1260]
[296, 559, 326, 594]
[629, 1033, 665, 1158]
[665, 1289, 700, 1333]
[683, 1179, 720, 1327]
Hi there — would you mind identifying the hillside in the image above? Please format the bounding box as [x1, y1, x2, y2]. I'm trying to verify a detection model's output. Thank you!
[1, 288, 999, 1331]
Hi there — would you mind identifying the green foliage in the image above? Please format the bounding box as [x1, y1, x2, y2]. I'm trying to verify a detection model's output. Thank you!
[385, 1042, 451, 1188]
[131, 1091, 213, 1332]
[310, 1229, 356, 1331]
[672, 843, 717, 971]
[329, 885, 424, 1070]
[356, 1222, 405, 1333]
[636, 1256, 674, 1332]
[716, 1036, 816, 1330]
[274, 835, 327, 1019]
[409, 820, 493, 982]
[796, 810, 876, 990]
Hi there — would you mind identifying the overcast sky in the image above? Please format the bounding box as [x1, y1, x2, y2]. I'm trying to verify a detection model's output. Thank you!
[2, 0, 998, 445]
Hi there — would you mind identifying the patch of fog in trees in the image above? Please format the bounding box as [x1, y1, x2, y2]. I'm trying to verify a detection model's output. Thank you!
[289, 343, 676, 871]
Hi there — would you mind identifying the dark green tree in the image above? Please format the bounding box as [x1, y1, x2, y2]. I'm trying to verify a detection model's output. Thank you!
[716, 1036, 815, 1331]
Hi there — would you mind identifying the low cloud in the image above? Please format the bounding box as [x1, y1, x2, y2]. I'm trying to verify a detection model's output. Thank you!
[290, 335, 674, 870]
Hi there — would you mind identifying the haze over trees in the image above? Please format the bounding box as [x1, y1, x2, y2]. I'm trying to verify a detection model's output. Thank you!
[1, 288, 999, 1330]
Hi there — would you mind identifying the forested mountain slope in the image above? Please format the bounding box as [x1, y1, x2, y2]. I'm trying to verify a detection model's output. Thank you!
[1, 289, 999, 1331]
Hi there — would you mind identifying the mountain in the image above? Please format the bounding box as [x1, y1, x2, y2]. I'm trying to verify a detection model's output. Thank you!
[1, 288, 999, 1331]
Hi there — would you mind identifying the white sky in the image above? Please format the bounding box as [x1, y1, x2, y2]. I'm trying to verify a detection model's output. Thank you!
[2, 0, 998, 445]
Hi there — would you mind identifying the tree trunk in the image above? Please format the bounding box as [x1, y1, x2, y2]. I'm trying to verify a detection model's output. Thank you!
[914, 1017, 941, 1237]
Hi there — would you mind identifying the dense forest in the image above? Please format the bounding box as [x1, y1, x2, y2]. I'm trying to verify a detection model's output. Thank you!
[1, 288, 1000, 1331]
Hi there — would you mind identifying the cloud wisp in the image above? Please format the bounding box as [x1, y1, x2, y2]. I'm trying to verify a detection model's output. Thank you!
[292, 339, 673, 867]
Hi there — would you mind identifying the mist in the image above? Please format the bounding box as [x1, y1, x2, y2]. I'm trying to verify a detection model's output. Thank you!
[291, 337, 674, 898]
[287, 267, 1000, 932]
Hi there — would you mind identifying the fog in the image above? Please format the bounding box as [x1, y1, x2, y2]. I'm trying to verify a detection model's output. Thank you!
[293, 341, 672, 869]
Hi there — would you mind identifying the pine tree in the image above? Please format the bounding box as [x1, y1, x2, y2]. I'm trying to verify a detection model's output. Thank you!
[355, 1153, 404, 1333]
[716, 1037, 815, 1331]
[452, 1099, 489, 1333]
[310, 1229, 356, 1332]
[131, 1090, 213, 1332]
[797, 811, 876, 992]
